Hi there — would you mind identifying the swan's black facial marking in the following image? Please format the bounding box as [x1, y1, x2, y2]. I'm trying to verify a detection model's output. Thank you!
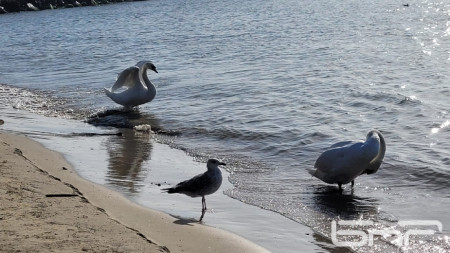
[150, 64, 158, 73]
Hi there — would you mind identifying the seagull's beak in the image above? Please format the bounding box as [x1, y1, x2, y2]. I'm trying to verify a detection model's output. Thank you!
[219, 162, 226, 166]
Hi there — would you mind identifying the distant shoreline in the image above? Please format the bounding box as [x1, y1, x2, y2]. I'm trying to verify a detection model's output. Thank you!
[0, 0, 146, 14]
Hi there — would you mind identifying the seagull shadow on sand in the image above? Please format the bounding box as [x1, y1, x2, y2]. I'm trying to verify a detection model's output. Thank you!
[170, 214, 205, 226]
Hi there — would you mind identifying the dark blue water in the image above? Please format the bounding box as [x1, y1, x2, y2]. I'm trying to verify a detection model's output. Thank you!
[1, 0, 449, 251]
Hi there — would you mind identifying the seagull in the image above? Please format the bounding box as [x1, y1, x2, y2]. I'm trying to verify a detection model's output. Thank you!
[163, 158, 226, 221]
[104, 61, 158, 108]
[308, 130, 386, 191]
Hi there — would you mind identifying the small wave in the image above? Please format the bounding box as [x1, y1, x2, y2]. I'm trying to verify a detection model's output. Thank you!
[0, 83, 68, 117]
[179, 125, 279, 142]
[398, 95, 422, 105]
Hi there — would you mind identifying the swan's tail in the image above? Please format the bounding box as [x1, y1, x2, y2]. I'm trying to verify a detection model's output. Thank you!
[306, 168, 316, 177]
[104, 87, 114, 99]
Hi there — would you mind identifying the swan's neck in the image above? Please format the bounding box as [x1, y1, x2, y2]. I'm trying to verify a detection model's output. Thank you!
[362, 136, 380, 159]
[363, 131, 386, 174]
[140, 66, 156, 98]
[374, 132, 386, 162]
[365, 131, 385, 164]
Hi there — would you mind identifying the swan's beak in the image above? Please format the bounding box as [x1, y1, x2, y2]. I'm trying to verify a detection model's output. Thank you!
[219, 162, 226, 166]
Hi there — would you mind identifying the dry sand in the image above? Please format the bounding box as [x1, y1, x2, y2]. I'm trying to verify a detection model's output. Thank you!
[0, 132, 269, 253]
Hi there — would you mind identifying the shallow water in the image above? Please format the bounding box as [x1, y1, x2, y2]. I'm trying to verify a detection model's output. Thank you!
[1, 0, 449, 252]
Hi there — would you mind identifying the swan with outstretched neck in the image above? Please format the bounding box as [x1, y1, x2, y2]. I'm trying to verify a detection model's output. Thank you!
[104, 61, 158, 108]
[308, 130, 386, 191]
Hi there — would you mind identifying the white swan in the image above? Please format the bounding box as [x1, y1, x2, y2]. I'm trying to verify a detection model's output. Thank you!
[309, 130, 386, 191]
[104, 61, 158, 108]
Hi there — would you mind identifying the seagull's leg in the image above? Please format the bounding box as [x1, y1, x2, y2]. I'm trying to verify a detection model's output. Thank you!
[351, 180, 355, 188]
[199, 196, 206, 222]
[203, 196, 207, 210]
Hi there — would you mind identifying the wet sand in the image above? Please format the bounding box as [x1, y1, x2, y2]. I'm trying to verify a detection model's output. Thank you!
[0, 131, 269, 252]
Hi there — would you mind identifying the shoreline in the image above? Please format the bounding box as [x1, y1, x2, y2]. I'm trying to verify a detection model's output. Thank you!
[0, 104, 322, 253]
[0, 0, 146, 14]
[0, 131, 269, 252]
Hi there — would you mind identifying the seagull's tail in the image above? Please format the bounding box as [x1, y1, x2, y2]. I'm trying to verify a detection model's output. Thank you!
[162, 187, 176, 194]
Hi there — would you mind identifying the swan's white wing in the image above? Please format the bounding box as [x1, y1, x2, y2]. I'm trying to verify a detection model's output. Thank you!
[110, 66, 141, 92]
[314, 141, 357, 170]
[314, 147, 350, 173]
[313, 142, 368, 184]
[313, 141, 358, 173]
[330, 141, 355, 149]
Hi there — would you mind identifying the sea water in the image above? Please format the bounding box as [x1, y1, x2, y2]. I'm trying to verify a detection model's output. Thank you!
[1, 0, 449, 252]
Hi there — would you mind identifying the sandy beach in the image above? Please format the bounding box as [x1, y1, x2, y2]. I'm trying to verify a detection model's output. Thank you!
[0, 131, 269, 253]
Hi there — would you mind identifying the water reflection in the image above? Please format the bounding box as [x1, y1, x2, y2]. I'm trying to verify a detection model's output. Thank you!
[311, 185, 379, 220]
[96, 109, 162, 194]
[105, 128, 152, 194]
[87, 108, 161, 129]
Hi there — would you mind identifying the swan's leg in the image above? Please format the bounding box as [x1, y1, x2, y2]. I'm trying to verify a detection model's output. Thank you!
[351, 180, 355, 188]
[338, 183, 343, 192]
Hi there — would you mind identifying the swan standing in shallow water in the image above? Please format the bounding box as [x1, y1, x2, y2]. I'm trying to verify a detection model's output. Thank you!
[104, 61, 158, 108]
[162, 159, 226, 221]
[308, 130, 386, 191]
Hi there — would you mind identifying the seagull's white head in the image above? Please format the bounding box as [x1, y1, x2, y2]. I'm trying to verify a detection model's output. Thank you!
[207, 158, 226, 170]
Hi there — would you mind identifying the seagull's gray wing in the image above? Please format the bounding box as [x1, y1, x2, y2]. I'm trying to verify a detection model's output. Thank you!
[172, 173, 209, 195]
[110, 66, 141, 92]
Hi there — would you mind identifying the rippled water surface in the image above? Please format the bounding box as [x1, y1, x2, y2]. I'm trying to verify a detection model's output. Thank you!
[1, 0, 449, 252]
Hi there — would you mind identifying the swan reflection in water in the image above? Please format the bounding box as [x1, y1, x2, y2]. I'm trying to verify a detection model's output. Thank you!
[105, 128, 152, 194]
[92, 110, 162, 195]
[311, 185, 379, 220]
